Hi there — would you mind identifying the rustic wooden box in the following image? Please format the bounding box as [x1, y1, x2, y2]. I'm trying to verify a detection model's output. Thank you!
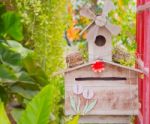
[64, 60, 141, 122]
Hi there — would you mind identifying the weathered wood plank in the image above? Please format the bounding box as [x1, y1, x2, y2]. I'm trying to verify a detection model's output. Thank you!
[79, 115, 130, 124]
[53, 59, 142, 76]
[65, 64, 138, 83]
[65, 79, 138, 86]
[65, 86, 139, 115]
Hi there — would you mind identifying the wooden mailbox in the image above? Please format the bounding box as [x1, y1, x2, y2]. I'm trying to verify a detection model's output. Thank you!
[64, 61, 142, 123]
[64, 0, 142, 123]
[64, 61, 141, 114]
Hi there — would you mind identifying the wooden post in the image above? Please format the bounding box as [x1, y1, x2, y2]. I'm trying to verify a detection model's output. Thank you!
[136, 0, 150, 124]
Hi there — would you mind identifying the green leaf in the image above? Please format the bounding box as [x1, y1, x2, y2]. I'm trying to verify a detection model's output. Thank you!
[11, 108, 23, 123]
[70, 96, 76, 112]
[0, 86, 8, 103]
[0, 42, 22, 67]
[7, 40, 32, 58]
[1, 11, 23, 41]
[0, 100, 11, 124]
[0, 64, 17, 83]
[122, 0, 130, 5]
[18, 85, 53, 124]
[17, 71, 35, 85]
[0, 3, 6, 38]
[0, 3, 6, 16]
[11, 86, 38, 100]
[67, 115, 79, 124]
[84, 100, 97, 114]
[23, 54, 49, 86]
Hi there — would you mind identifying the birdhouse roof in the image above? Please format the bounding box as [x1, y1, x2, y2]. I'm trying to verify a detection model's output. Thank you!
[53, 60, 143, 76]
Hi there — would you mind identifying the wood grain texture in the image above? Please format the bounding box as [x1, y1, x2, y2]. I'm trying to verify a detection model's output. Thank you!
[64, 63, 139, 116]
[53, 59, 142, 76]
[88, 27, 112, 61]
[79, 115, 130, 124]
[65, 86, 139, 115]
[65, 64, 138, 83]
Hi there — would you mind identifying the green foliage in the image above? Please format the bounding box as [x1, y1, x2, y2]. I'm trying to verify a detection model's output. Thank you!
[0, 3, 6, 16]
[18, 85, 53, 124]
[15, 0, 67, 123]
[0, 40, 49, 103]
[0, 3, 49, 104]
[67, 115, 79, 124]
[0, 64, 17, 83]
[23, 54, 49, 86]
[15, 0, 67, 74]
[0, 3, 23, 41]
[0, 12, 23, 41]
[111, 0, 136, 51]
[0, 100, 11, 124]
[0, 85, 53, 124]
[110, 0, 136, 66]
[0, 41, 22, 68]
[48, 77, 65, 124]
[11, 108, 24, 123]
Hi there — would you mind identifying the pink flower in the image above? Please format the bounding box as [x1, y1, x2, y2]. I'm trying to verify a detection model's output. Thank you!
[73, 84, 83, 95]
[83, 89, 94, 100]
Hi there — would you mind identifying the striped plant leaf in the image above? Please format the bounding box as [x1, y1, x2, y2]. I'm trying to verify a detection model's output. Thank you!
[70, 96, 76, 112]
[76, 98, 80, 113]
[84, 99, 97, 114]
[82, 101, 89, 115]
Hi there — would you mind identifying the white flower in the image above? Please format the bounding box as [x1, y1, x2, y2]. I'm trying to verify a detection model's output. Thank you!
[73, 84, 83, 95]
[83, 88, 94, 100]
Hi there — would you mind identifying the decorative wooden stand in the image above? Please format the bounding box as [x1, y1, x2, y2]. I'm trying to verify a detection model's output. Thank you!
[63, 0, 144, 123]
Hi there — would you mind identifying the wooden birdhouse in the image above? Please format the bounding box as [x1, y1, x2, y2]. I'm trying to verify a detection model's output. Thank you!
[79, 0, 121, 61]
[63, 0, 143, 123]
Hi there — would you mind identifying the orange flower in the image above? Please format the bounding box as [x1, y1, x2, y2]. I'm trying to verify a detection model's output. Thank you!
[67, 27, 80, 41]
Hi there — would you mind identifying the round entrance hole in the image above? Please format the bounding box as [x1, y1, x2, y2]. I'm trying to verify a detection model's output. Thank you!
[95, 35, 106, 47]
